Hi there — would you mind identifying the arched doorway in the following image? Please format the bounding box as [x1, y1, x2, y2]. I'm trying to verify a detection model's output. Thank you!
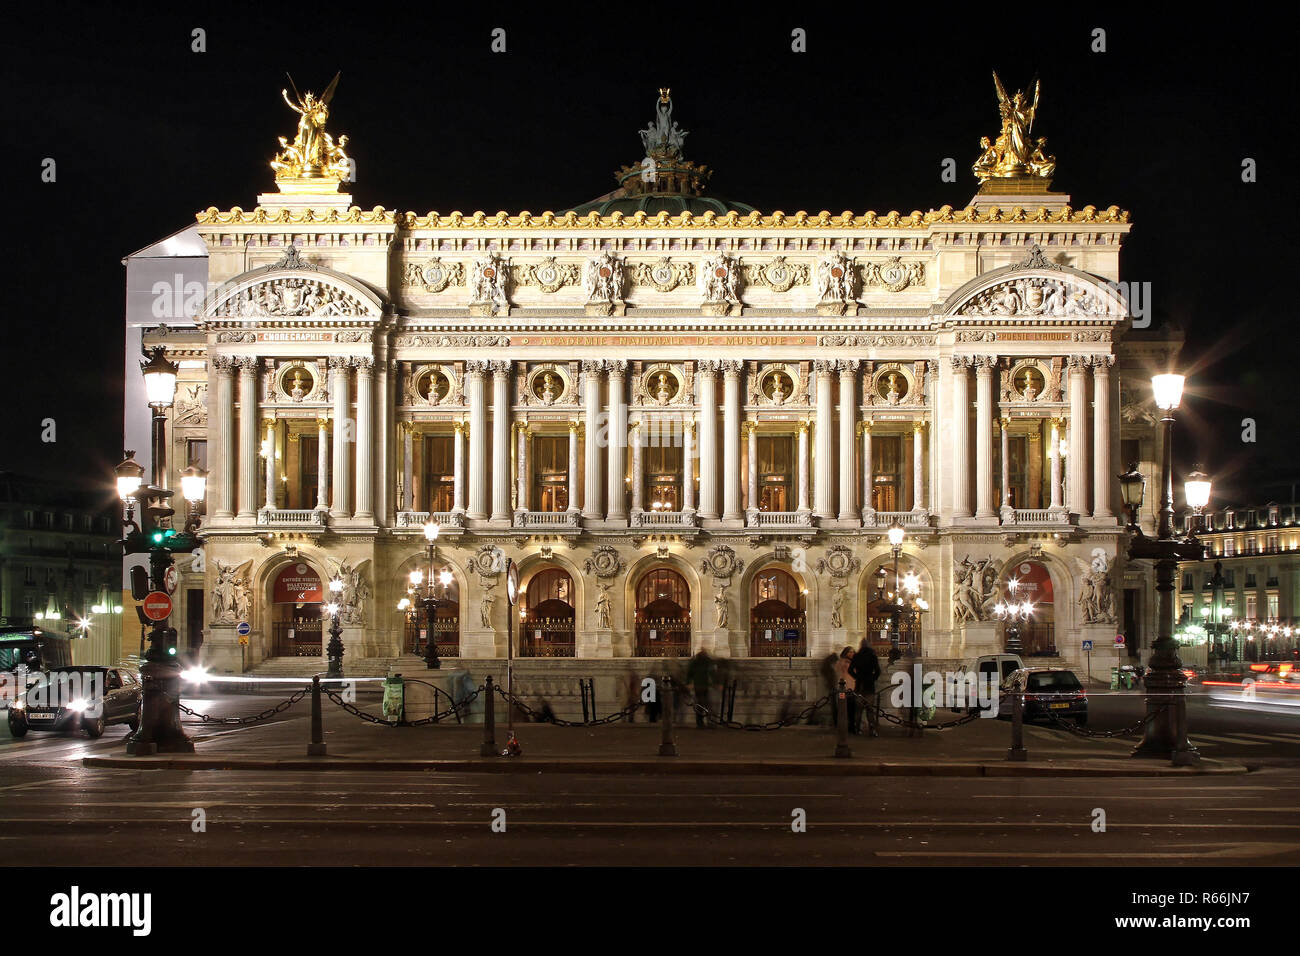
[270, 562, 324, 657]
[635, 568, 691, 657]
[749, 568, 806, 657]
[520, 567, 575, 657]
[402, 575, 461, 657]
[1000, 559, 1056, 656]
[863, 557, 929, 656]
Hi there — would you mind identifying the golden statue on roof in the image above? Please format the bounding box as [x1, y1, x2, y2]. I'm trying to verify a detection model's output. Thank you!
[973, 72, 1056, 184]
[271, 73, 352, 185]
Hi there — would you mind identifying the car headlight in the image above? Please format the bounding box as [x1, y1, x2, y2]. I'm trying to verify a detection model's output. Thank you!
[67, 698, 88, 713]
[11, 697, 24, 711]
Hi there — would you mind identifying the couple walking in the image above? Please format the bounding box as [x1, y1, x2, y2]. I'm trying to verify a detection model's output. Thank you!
[833, 640, 881, 736]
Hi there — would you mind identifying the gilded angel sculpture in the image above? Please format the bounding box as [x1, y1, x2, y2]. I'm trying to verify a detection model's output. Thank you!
[271, 73, 352, 182]
[972, 72, 1056, 183]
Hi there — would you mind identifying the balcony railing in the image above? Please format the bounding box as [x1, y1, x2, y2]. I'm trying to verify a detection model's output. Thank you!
[257, 508, 327, 528]
[1004, 509, 1068, 525]
[865, 510, 932, 528]
[631, 510, 698, 528]
[403, 618, 460, 657]
[748, 510, 813, 528]
[634, 621, 691, 657]
[514, 510, 581, 530]
[395, 511, 464, 530]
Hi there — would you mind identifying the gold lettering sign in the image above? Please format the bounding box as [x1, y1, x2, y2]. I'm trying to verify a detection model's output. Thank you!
[517, 334, 812, 348]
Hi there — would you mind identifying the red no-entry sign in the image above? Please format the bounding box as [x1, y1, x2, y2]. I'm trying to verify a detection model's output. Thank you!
[142, 591, 173, 621]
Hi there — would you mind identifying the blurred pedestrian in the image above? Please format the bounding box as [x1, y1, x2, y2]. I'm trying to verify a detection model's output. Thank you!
[834, 646, 857, 733]
[850, 639, 881, 736]
[686, 650, 716, 728]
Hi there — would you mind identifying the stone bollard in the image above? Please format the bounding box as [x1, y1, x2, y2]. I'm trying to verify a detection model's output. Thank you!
[1007, 684, 1028, 761]
[658, 675, 677, 757]
[834, 679, 852, 758]
[479, 676, 497, 757]
[307, 675, 326, 757]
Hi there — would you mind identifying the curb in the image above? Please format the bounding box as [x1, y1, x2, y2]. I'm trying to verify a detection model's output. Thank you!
[81, 755, 1248, 777]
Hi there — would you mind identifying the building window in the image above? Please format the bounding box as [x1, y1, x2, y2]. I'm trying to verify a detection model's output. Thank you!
[23, 567, 35, 586]
[1181, 572, 1193, 591]
[756, 435, 794, 512]
[23, 510, 33, 528]
[421, 435, 456, 512]
[186, 439, 208, 471]
[1268, 594, 1279, 619]
[644, 441, 682, 512]
[872, 435, 906, 512]
[22, 596, 34, 617]
[1224, 538, 1235, 556]
[1246, 572, 1256, 588]
[1224, 569, 1235, 588]
[531, 435, 570, 513]
[1246, 595, 1257, 619]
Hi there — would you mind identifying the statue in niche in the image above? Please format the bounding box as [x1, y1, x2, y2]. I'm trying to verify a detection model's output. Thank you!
[289, 370, 310, 401]
[654, 372, 676, 405]
[595, 584, 613, 630]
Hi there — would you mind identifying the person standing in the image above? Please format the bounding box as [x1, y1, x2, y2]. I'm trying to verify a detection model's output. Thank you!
[850, 639, 881, 736]
[686, 650, 716, 728]
[833, 647, 857, 734]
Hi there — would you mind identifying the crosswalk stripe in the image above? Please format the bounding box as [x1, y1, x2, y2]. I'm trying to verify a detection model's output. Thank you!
[1189, 734, 1268, 746]
[1233, 733, 1300, 744]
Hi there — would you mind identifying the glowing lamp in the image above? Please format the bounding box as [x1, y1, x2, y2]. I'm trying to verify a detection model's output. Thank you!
[1151, 373, 1185, 411]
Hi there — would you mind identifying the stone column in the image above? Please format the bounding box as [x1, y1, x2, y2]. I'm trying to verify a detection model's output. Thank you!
[466, 362, 489, 519]
[797, 419, 811, 513]
[354, 358, 374, 522]
[1049, 417, 1064, 511]
[377, 358, 391, 525]
[745, 421, 759, 517]
[1067, 356, 1090, 516]
[606, 361, 628, 521]
[912, 421, 926, 513]
[329, 357, 351, 519]
[697, 362, 719, 519]
[582, 361, 604, 519]
[401, 422, 414, 512]
[212, 357, 235, 518]
[1092, 356, 1114, 518]
[722, 361, 743, 521]
[316, 418, 330, 511]
[682, 419, 695, 513]
[813, 360, 835, 518]
[630, 421, 644, 513]
[975, 356, 996, 519]
[517, 422, 530, 513]
[567, 420, 580, 512]
[236, 357, 258, 519]
[837, 360, 858, 521]
[860, 420, 874, 523]
[452, 419, 467, 514]
[999, 417, 1012, 519]
[490, 361, 511, 522]
[950, 357, 971, 518]
[262, 419, 276, 511]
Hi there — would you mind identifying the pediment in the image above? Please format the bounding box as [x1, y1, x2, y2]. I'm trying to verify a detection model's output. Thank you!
[941, 247, 1126, 321]
[202, 249, 385, 321]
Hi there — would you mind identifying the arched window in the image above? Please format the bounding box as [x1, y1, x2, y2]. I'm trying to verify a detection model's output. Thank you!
[635, 568, 690, 657]
[521, 568, 575, 657]
[750, 568, 806, 657]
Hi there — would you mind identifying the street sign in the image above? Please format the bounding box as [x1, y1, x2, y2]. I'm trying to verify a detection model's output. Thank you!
[784, 629, 800, 642]
[236, 621, 251, 637]
[141, 592, 173, 621]
[163, 566, 178, 595]
[238, 633, 249, 646]
[1082, 640, 1094, 651]
[1114, 635, 1126, 646]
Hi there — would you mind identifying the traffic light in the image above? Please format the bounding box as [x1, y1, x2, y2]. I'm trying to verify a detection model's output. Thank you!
[165, 627, 178, 657]
[129, 566, 149, 601]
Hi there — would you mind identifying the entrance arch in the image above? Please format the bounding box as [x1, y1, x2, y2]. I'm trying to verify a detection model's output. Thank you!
[749, 568, 806, 657]
[521, 567, 576, 657]
[634, 568, 691, 657]
[269, 561, 325, 657]
[396, 555, 461, 657]
[999, 558, 1056, 656]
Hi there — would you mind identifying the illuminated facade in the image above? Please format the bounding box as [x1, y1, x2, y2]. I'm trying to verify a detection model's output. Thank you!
[125, 80, 1169, 693]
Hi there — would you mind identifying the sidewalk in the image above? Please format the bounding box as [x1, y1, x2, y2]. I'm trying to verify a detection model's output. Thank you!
[82, 696, 1247, 777]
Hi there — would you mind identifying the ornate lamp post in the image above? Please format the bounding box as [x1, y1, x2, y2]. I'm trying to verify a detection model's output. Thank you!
[408, 521, 453, 669]
[121, 347, 206, 755]
[325, 576, 345, 678]
[993, 579, 1034, 655]
[1117, 372, 1205, 765]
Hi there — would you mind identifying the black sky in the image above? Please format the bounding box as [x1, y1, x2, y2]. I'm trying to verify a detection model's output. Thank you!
[2, 5, 1295, 505]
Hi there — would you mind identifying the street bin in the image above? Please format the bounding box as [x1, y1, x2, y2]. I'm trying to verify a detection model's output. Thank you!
[1118, 666, 1136, 690]
[1109, 665, 1119, 690]
[383, 674, 405, 723]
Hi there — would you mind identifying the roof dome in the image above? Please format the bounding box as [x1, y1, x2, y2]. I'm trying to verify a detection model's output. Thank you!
[565, 89, 755, 217]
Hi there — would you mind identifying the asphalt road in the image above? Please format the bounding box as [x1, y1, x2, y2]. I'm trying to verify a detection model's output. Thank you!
[1, 687, 1298, 866]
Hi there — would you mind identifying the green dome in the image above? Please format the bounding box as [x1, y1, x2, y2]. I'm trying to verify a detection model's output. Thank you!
[567, 193, 756, 217]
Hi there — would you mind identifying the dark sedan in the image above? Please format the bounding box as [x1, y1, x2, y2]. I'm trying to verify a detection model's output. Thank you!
[7, 666, 141, 738]
[998, 667, 1088, 725]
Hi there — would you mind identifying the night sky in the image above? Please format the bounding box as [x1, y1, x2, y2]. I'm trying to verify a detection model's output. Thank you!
[3, 6, 1293, 506]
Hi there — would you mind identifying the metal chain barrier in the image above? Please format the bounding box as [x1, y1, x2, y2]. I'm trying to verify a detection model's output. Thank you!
[494, 684, 641, 726]
[849, 689, 984, 732]
[323, 684, 483, 727]
[176, 687, 310, 725]
[1041, 701, 1169, 738]
[680, 689, 830, 731]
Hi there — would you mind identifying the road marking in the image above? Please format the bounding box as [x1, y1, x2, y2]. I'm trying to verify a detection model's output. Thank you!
[1188, 734, 1268, 746]
[1232, 733, 1300, 744]
[1, 818, 1296, 829]
[876, 843, 1297, 859]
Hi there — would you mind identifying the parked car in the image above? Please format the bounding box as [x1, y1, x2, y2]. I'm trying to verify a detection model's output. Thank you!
[948, 653, 1024, 713]
[7, 667, 141, 738]
[998, 666, 1088, 725]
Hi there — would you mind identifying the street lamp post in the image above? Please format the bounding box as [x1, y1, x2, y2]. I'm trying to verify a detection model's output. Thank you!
[325, 577, 345, 678]
[993, 579, 1034, 655]
[408, 521, 451, 669]
[1117, 372, 1205, 765]
[121, 349, 205, 756]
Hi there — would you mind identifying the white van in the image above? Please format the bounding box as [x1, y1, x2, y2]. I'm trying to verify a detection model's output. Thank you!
[948, 653, 1025, 713]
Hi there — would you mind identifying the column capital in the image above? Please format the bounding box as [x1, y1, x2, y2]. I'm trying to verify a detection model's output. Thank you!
[1066, 354, 1091, 371]
[950, 355, 972, 371]
[813, 359, 836, 375]
[798, 419, 811, 434]
[453, 419, 467, 434]
[234, 355, 260, 372]
[568, 419, 580, 433]
[212, 354, 235, 374]
[998, 415, 1012, 428]
[743, 419, 757, 434]
[683, 418, 695, 436]
[465, 360, 491, 377]
[327, 355, 351, 371]
[606, 359, 628, 377]
[490, 359, 512, 377]
[317, 417, 330, 430]
[857, 419, 872, 435]
[972, 354, 997, 373]
[581, 359, 605, 375]
[913, 419, 927, 434]
[1090, 354, 1116, 371]
[261, 417, 276, 431]
[837, 358, 860, 376]
[695, 360, 720, 377]
[720, 359, 743, 376]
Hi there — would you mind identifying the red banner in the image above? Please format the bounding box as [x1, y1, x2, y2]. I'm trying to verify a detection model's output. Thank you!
[273, 563, 323, 604]
[1006, 560, 1053, 606]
